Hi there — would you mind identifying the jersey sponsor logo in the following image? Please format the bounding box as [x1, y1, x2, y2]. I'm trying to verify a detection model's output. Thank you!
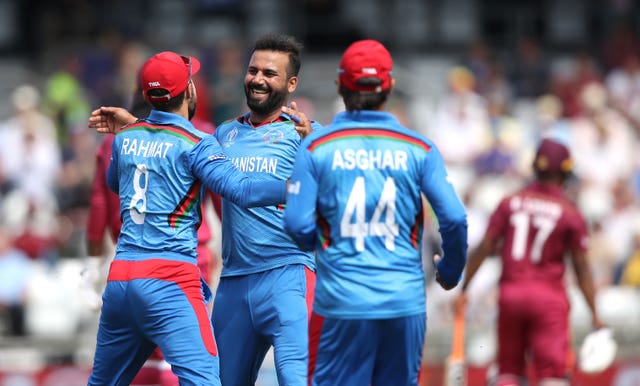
[230, 156, 278, 174]
[120, 138, 174, 158]
[263, 129, 284, 144]
[223, 128, 238, 148]
[331, 149, 408, 171]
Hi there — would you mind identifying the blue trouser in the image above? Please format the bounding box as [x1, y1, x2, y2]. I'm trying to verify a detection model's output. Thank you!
[212, 264, 315, 386]
[88, 259, 220, 386]
[308, 312, 426, 386]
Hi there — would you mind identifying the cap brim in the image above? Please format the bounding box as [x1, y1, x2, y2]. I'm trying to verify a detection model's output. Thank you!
[187, 56, 201, 76]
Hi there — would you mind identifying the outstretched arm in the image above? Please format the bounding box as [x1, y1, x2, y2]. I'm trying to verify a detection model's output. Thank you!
[89, 106, 138, 134]
[190, 136, 286, 207]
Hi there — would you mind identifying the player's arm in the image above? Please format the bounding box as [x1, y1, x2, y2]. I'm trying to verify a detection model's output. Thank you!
[571, 247, 604, 330]
[420, 145, 468, 290]
[86, 142, 111, 256]
[282, 142, 317, 251]
[190, 135, 286, 207]
[88, 106, 138, 134]
[460, 234, 496, 292]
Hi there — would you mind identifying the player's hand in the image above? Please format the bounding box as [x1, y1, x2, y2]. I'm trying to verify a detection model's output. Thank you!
[282, 101, 312, 139]
[79, 257, 104, 312]
[434, 254, 457, 290]
[592, 315, 605, 331]
[88, 106, 137, 134]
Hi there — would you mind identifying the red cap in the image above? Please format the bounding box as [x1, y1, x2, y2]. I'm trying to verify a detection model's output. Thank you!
[533, 138, 573, 174]
[338, 39, 393, 92]
[141, 51, 201, 102]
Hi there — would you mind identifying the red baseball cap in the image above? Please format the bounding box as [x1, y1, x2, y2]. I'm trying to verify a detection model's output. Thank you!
[338, 39, 393, 92]
[141, 51, 201, 102]
[533, 138, 573, 174]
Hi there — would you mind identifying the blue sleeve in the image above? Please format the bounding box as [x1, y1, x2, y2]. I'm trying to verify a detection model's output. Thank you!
[190, 135, 286, 207]
[283, 143, 318, 251]
[106, 136, 119, 193]
[310, 121, 323, 132]
[421, 145, 468, 287]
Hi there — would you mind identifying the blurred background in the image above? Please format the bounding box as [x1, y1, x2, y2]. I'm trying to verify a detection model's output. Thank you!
[0, 0, 640, 385]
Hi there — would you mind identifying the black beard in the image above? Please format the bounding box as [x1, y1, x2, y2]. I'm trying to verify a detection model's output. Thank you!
[244, 84, 287, 116]
[188, 101, 196, 120]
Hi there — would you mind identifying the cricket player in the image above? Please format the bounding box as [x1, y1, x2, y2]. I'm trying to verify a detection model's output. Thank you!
[284, 39, 468, 386]
[88, 51, 287, 385]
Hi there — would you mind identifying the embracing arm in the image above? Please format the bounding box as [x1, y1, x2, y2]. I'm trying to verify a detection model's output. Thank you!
[190, 136, 286, 207]
[88, 106, 138, 134]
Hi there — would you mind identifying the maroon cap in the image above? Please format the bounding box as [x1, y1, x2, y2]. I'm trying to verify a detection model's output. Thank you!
[338, 39, 393, 92]
[533, 138, 573, 174]
[141, 51, 201, 102]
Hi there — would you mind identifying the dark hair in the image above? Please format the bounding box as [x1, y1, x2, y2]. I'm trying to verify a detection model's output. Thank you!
[340, 78, 390, 111]
[146, 88, 186, 112]
[534, 169, 571, 184]
[253, 33, 303, 78]
[130, 86, 152, 118]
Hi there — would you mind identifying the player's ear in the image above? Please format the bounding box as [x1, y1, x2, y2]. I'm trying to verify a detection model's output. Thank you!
[287, 75, 298, 93]
[187, 80, 195, 98]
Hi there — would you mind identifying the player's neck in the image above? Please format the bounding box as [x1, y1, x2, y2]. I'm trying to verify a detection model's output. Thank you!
[248, 110, 282, 127]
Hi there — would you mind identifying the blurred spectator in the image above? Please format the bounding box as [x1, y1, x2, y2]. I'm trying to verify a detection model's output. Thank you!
[587, 219, 619, 289]
[115, 40, 151, 110]
[482, 59, 514, 109]
[598, 180, 640, 278]
[0, 225, 32, 336]
[427, 66, 492, 195]
[0, 85, 63, 261]
[618, 227, 640, 287]
[0, 84, 62, 207]
[463, 39, 492, 94]
[208, 38, 247, 125]
[531, 94, 573, 142]
[473, 92, 521, 177]
[570, 82, 635, 193]
[80, 31, 122, 108]
[43, 55, 91, 157]
[550, 52, 603, 118]
[604, 50, 640, 130]
[600, 19, 640, 72]
[508, 37, 551, 99]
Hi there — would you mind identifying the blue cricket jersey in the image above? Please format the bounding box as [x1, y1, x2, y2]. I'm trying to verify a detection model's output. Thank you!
[214, 113, 321, 276]
[284, 110, 468, 319]
[107, 110, 286, 263]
